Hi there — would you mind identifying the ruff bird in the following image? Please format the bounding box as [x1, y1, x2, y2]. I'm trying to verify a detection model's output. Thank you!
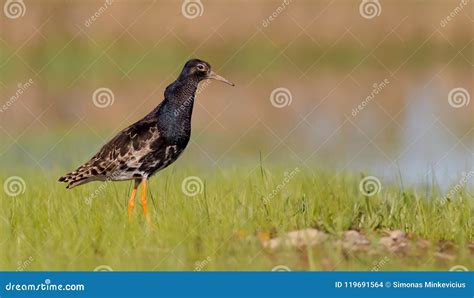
[59, 59, 234, 221]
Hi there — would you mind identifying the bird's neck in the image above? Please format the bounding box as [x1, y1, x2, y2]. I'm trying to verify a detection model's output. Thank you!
[154, 77, 199, 139]
[164, 76, 199, 114]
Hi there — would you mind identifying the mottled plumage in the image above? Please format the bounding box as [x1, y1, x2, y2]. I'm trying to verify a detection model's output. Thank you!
[59, 59, 234, 193]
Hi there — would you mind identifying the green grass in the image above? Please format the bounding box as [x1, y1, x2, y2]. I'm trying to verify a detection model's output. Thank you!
[0, 166, 472, 271]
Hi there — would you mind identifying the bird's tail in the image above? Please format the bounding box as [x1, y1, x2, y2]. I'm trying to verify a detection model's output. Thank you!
[58, 164, 95, 189]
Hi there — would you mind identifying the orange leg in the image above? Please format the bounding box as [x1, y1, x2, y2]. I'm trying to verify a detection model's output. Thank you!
[140, 178, 151, 223]
[127, 180, 140, 221]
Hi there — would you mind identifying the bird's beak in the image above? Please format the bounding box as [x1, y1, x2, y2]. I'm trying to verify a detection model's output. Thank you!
[206, 71, 235, 86]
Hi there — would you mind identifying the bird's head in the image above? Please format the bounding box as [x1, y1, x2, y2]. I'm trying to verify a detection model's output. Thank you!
[180, 59, 234, 86]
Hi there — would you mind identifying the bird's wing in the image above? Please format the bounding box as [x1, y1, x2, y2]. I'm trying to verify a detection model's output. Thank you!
[59, 119, 159, 188]
[93, 119, 159, 164]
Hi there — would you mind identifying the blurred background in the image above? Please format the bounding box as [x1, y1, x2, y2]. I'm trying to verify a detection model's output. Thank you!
[0, 0, 473, 188]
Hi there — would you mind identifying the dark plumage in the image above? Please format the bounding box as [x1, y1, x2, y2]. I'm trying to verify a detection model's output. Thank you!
[59, 59, 234, 220]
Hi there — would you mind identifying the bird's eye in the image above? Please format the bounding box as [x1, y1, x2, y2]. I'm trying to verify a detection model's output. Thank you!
[197, 64, 206, 71]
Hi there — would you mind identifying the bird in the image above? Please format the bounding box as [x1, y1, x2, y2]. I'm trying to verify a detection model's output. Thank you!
[59, 59, 234, 222]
